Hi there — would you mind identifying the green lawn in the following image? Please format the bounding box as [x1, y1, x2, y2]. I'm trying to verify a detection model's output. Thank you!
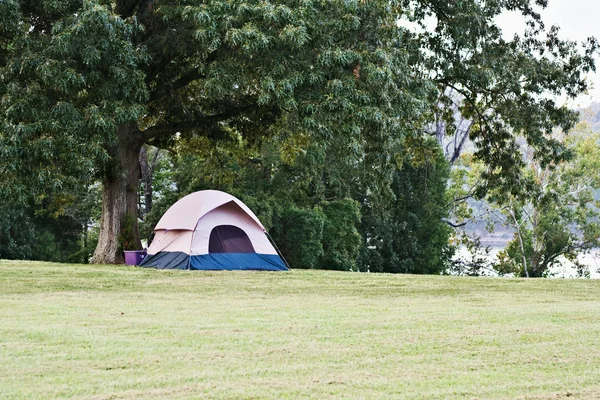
[1, 261, 600, 399]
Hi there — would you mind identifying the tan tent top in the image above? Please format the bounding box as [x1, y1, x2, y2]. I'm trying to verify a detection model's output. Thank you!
[154, 190, 265, 231]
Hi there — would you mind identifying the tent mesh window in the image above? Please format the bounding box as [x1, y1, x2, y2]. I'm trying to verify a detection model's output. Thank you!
[208, 225, 255, 253]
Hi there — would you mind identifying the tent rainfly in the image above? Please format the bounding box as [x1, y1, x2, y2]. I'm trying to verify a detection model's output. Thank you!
[140, 190, 288, 271]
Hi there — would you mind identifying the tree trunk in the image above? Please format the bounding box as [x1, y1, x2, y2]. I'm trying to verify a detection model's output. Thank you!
[83, 219, 88, 264]
[139, 146, 150, 216]
[139, 145, 159, 217]
[91, 124, 143, 264]
[139, 145, 162, 244]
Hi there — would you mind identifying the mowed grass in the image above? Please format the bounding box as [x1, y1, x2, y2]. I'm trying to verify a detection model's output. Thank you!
[1, 261, 600, 399]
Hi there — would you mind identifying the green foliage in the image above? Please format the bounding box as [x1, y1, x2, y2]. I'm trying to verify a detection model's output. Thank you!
[278, 206, 325, 270]
[0, 202, 38, 259]
[0, 0, 148, 200]
[407, 0, 598, 196]
[0, 183, 101, 264]
[159, 131, 452, 273]
[2, 0, 428, 196]
[457, 124, 600, 277]
[320, 199, 362, 271]
[360, 140, 454, 274]
[0, 198, 83, 262]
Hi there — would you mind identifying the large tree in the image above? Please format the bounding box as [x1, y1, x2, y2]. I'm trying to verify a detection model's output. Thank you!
[490, 125, 600, 277]
[405, 0, 598, 195]
[1, 0, 426, 263]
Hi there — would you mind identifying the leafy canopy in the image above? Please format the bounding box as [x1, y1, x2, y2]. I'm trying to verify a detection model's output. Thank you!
[1, 0, 428, 198]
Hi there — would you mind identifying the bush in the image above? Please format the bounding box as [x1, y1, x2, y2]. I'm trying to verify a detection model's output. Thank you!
[278, 206, 325, 269]
[320, 199, 361, 271]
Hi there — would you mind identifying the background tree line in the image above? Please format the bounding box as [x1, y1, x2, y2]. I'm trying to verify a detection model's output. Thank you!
[1, 0, 598, 275]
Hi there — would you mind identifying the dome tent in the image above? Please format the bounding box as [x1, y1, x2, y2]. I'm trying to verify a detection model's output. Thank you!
[140, 190, 288, 271]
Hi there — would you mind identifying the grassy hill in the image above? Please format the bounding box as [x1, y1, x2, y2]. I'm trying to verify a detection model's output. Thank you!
[1, 261, 600, 399]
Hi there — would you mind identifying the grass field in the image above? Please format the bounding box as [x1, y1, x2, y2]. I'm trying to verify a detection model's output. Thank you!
[1, 261, 600, 399]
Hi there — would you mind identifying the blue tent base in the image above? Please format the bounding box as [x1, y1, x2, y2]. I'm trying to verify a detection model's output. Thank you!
[140, 252, 287, 271]
[191, 253, 288, 271]
[139, 251, 189, 269]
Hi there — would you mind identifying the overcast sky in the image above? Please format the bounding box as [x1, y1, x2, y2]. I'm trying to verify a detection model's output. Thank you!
[496, 0, 600, 107]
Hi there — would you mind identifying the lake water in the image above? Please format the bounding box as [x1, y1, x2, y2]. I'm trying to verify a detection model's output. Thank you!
[454, 246, 600, 279]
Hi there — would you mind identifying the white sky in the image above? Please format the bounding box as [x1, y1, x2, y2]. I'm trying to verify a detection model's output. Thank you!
[496, 0, 600, 107]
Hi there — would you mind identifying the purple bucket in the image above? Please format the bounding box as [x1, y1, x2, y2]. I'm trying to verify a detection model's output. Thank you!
[124, 250, 147, 266]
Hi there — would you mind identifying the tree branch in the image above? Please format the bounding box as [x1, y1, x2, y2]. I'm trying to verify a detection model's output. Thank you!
[443, 218, 468, 228]
[141, 102, 261, 141]
[136, 0, 157, 21]
[450, 123, 472, 164]
[438, 81, 493, 135]
[448, 179, 481, 206]
[142, 119, 217, 141]
[149, 148, 161, 175]
[146, 52, 218, 101]
[149, 68, 206, 103]
[115, 0, 140, 18]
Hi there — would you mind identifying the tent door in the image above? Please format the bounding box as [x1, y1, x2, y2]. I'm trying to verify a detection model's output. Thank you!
[208, 225, 255, 253]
